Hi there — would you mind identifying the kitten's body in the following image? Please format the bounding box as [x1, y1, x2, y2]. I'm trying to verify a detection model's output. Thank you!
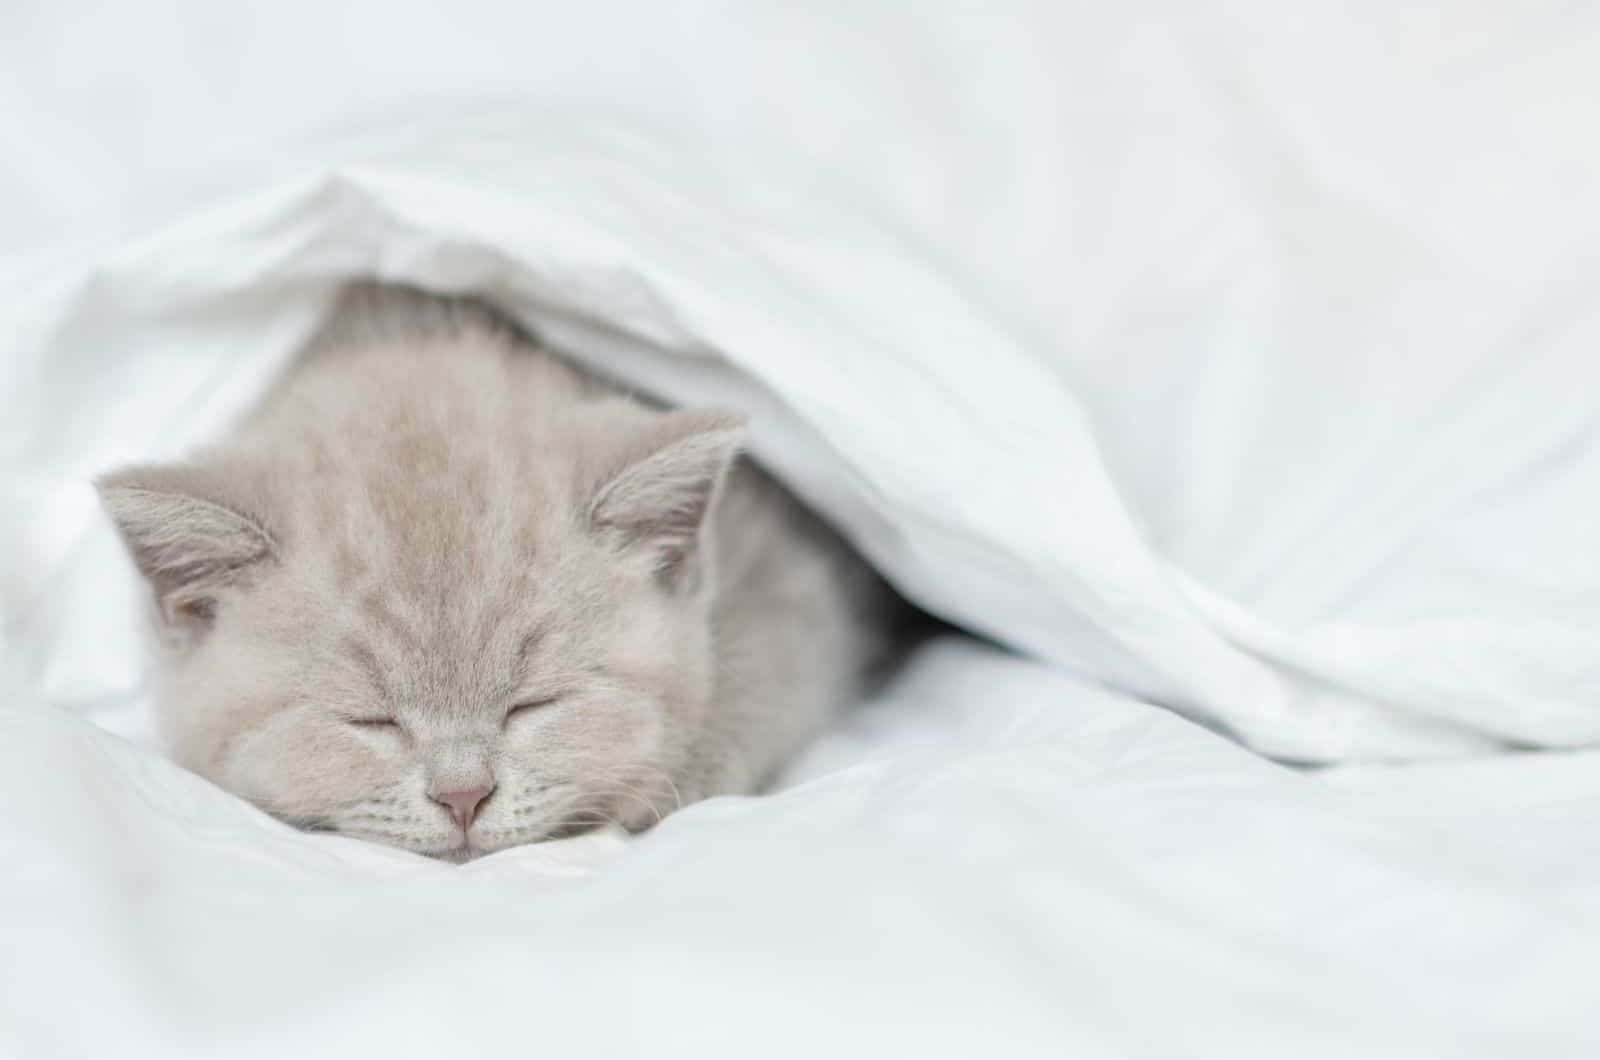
[99, 284, 901, 859]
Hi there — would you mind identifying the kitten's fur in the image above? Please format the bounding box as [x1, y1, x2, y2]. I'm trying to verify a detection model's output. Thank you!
[98, 283, 901, 860]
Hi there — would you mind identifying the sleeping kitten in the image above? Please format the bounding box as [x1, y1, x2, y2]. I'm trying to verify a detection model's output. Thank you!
[97, 283, 902, 861]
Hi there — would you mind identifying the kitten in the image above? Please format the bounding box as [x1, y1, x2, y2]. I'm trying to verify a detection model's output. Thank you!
[97, 282, 904, 861]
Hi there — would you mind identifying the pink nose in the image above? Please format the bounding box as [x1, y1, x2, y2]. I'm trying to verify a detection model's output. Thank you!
[432, 786, 492, 830]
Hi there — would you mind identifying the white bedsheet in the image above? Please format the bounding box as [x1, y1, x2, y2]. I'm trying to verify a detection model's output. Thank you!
[3, 3, 1600, 1056]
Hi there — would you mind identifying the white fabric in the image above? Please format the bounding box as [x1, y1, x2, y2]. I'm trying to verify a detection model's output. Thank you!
[3, 3, 1600, 1056]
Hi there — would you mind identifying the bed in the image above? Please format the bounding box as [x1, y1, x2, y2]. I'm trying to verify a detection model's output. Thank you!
[3, 3, 1599, 1056]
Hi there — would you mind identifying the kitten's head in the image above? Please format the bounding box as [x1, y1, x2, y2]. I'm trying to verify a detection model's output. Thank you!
[98, 363, 744, 861]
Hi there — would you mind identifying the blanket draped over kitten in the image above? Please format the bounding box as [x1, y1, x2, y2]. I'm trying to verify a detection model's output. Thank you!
[97, 283, 906, 861]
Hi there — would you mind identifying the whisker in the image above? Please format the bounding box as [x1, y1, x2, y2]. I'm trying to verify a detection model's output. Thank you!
[573, 783, 670, 826]
[549, 809, 625, 840]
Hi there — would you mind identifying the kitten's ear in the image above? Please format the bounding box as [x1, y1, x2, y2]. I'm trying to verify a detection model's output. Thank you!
[95, 462, 277, 627]
[588, 410, 746, 587]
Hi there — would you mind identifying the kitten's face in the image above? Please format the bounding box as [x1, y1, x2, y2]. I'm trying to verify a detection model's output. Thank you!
[99, 399, 742, 861]
[186, 528, 707, 860]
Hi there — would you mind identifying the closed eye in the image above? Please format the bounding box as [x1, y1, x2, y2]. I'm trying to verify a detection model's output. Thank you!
[347, 716, 399, 729]
[506, 697, 559, 724]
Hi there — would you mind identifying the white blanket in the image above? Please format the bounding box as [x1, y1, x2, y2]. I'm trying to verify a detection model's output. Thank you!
[3, 3, 1600, 1056]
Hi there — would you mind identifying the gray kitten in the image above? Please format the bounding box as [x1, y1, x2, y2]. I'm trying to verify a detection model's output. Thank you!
[97, 283, 903, 861]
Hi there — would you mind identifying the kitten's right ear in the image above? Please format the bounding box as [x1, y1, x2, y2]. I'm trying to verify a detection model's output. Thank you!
[95, 463, 278, 627]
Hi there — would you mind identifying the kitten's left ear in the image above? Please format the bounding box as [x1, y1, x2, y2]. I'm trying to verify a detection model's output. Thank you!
[589, 410, 746, 587]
